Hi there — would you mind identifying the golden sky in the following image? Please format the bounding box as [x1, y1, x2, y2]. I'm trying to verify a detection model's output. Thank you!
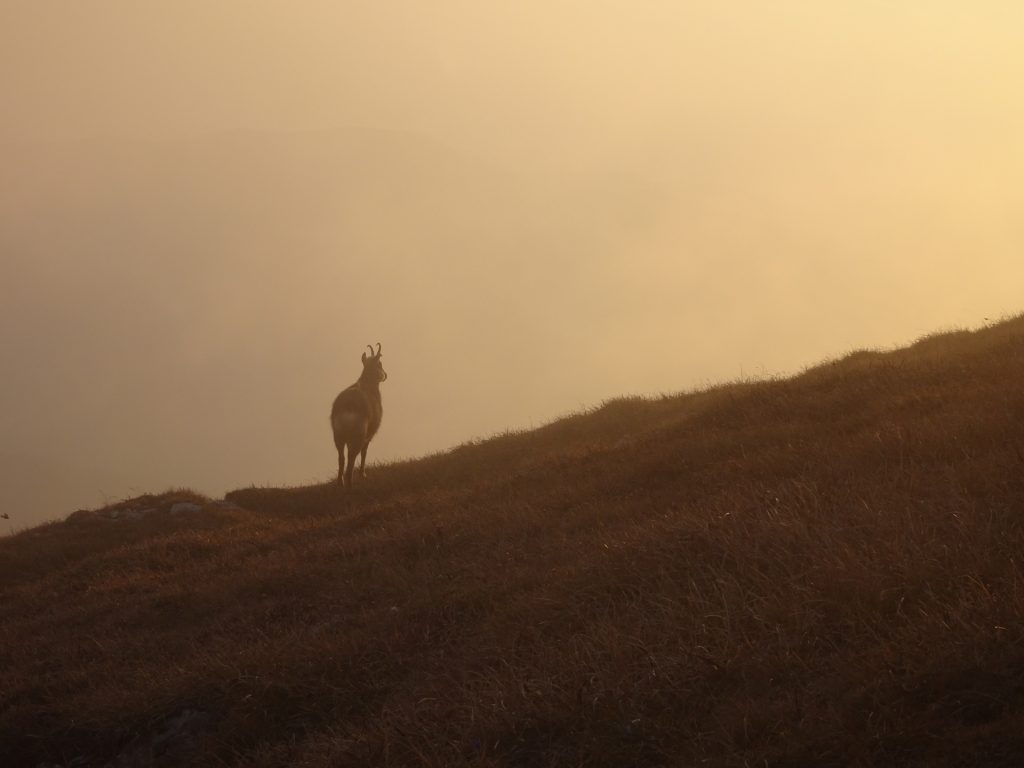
[2, 2, 1022, 526]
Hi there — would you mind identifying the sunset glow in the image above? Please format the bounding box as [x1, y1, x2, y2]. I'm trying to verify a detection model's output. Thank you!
[2, 2, 1022, 526]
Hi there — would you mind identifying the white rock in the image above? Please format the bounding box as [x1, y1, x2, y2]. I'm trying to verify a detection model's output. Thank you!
[170, 502, 202, 515]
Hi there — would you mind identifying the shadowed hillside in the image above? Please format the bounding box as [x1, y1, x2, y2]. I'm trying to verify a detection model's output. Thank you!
[2, 315, 1024, 767]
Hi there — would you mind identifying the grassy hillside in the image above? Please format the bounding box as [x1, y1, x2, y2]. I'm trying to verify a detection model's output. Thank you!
[3, 316, 1024, 767]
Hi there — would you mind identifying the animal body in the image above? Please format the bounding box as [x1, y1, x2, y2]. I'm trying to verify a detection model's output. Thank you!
[331, 343, 387, 488]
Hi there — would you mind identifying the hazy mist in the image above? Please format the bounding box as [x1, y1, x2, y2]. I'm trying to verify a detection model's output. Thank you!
[2, 2, 1022, 528]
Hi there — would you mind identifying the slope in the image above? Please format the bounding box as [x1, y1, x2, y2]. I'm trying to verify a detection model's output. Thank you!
[2, 315, 1024, 767]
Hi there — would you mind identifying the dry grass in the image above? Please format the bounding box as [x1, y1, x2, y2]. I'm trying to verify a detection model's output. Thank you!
[3, 316, 1024, 767]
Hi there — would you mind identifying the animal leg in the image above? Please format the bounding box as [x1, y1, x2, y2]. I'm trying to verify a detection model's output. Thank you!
[337, 446, 346, 488]
[359, 444, 368, 479]
[344, 441, 358, 488]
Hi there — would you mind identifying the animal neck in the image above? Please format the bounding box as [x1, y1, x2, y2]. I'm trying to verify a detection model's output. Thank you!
[358, 371, 382, 395]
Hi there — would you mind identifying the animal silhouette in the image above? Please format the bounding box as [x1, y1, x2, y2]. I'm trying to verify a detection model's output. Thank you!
[330, 343, 387, 488]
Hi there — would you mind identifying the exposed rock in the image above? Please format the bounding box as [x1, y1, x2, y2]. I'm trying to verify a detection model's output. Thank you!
[66, 493, 210, 524]
[169, 502, 202, 515]
[106, 708, 210, 768]
[106, 507, 157, 521]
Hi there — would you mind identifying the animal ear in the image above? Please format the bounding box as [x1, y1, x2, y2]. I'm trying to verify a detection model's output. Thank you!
[361, 352, 367, 363]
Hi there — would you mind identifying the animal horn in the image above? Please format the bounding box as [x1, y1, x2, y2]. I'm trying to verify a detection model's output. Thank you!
[366, 344, 375, 357]
[375, 342, 382, 357]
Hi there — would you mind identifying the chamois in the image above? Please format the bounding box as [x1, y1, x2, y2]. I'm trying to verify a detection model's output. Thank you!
[331, 343, 387, 488]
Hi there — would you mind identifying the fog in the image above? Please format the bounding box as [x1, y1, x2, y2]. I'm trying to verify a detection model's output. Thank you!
[2, 2, 1022, 529]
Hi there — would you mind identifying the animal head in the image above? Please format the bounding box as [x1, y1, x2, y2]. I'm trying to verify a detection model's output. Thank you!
[361, 342, 388, 382]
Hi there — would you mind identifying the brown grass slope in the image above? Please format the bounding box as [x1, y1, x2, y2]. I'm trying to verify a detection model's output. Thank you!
[2, 316, 1024, 767]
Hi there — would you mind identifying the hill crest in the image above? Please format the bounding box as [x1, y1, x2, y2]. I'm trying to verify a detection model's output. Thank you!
[2, 314, 1024, 767]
